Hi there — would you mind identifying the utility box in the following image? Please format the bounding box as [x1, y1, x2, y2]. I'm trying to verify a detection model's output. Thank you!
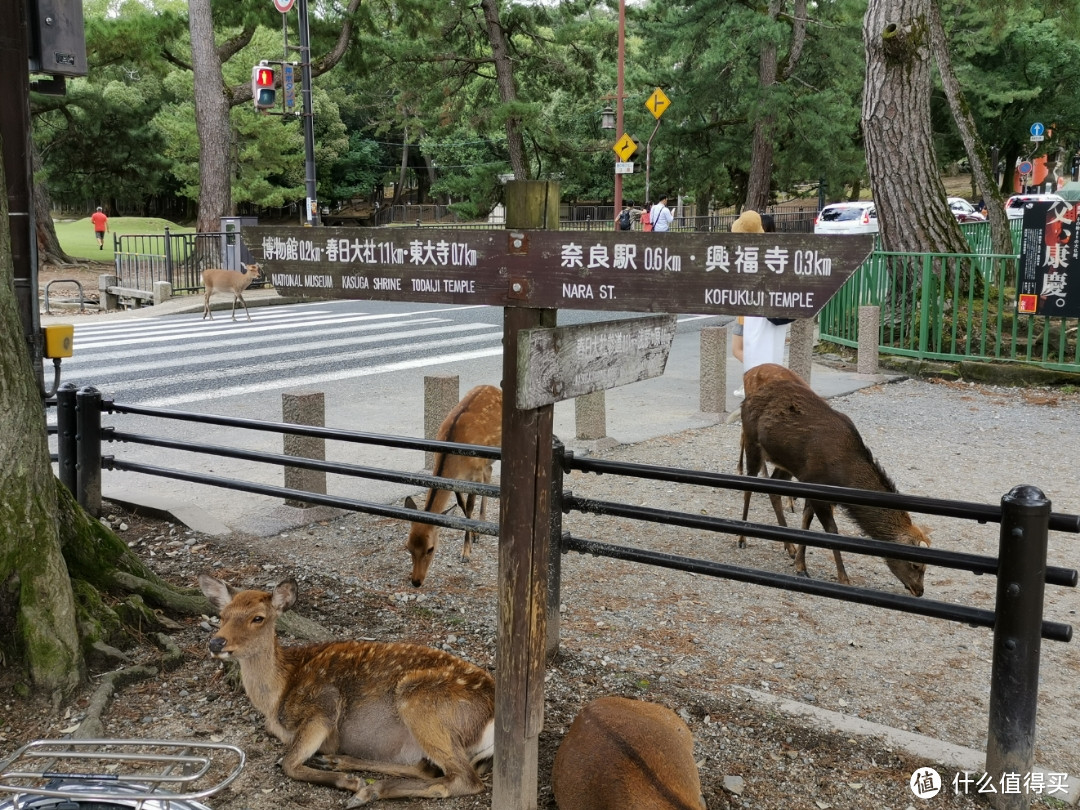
[27, 0, 88, 77]
[42, 324, 74, 358]
[220, 216, 264, 287]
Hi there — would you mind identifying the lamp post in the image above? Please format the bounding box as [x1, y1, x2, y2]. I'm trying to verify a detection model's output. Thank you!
[614, 0, 625, 229]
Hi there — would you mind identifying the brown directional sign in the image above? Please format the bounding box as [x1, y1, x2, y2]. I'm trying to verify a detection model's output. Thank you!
[245, 225, 873, 318]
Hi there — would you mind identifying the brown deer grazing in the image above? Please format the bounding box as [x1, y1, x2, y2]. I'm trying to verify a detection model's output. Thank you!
[202, 263, 262, 321]
[739, 378, 930, 595]
[198, 573, 495, 806]
[551, 697, 706, 810]
[404, 384, 502, 587]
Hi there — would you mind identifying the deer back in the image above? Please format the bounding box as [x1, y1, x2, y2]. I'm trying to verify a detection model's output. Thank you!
[552, 697, 706, 810]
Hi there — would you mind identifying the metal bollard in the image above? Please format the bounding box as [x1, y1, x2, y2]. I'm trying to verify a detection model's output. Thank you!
[75, 386, 103, 516]
[985, 485, 1051, 810]
[546, 438, 566, 661]
[55, 382, 78, 496]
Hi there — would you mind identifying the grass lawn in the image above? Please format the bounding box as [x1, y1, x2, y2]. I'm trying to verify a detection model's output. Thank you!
[55, 216, 194, 262]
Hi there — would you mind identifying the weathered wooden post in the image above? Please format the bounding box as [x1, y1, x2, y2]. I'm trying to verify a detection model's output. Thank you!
[494, 180, 559, 810]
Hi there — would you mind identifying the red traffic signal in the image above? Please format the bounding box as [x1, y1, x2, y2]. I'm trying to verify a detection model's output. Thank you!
[252, 64, 276, 111]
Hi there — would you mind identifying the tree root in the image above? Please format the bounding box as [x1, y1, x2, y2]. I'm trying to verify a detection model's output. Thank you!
[73, 664, 158, 740]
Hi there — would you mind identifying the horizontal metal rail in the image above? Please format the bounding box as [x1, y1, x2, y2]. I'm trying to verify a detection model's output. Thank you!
[566, 453, 1080, 534]
[104, 457, 499, 538]
[107, 429, 499, 500]
[563, 493, 1078, 588]
[560, 535, 1072, 643]
[107, 401, 500, 461]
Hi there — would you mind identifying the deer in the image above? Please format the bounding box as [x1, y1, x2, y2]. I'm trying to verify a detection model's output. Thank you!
[404, 384, 502, 588]
[197, 573, 495, 807]
[738, 377, 930, 595]
[734, 363, 809, 548]
[551, 696, 707, 810]
[201, 262, 262, 321]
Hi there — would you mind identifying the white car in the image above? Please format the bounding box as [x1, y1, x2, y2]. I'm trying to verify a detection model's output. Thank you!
[1005, 193, 1067, 220]
[813, 201, 878, 235]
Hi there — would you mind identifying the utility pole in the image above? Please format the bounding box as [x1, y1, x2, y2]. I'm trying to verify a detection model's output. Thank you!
[297, 0, 319, 226]
[0, 0, 43, 380]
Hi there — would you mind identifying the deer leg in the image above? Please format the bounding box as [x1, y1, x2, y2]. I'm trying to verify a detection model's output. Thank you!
[281, 718, 365, 794]
[460, 492, 476, 562]
[238, 292, 251, 321]
[737, 437, 768, 548]
[203, 291, 213, 320]
[815, 503, 849, 585]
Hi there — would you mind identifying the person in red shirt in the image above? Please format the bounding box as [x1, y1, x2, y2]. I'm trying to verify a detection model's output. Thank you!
[90, 207, 109, 250]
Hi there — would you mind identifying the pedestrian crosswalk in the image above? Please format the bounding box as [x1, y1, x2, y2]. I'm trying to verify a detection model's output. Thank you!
[57, 302, 505, 408]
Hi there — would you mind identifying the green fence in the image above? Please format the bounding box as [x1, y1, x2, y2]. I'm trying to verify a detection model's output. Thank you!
[818, 243, 1080, 372]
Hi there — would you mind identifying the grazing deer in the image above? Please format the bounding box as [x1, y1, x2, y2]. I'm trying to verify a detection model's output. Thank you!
[201, 263, 262, 321]
[551, 697, 706, 810]
[735, 363, 808, 548]
[198, 573, 495, 807]
[739, 378, 930, 595]
[404, 384, 502, 588]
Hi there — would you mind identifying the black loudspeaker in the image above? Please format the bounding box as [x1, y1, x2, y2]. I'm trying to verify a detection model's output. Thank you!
[27, 0, 87, 77]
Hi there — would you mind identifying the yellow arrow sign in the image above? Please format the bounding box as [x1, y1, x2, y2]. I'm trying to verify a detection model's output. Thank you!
[646, 87, 671, 119]
[613, 133, 637, 162]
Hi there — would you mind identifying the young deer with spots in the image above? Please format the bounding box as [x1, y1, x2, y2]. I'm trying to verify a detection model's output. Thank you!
[738, 375, 931, 595]
[404, 385, 502, 587]
[552, 696, 706, 810]
[198, 573, 495, 807]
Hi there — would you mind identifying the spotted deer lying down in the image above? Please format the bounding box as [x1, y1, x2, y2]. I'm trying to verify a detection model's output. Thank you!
[198, 573, 495, 807]
[551, 696, 706, 810]
[739, 376, 931, 595]
[405, 384, 502, 587]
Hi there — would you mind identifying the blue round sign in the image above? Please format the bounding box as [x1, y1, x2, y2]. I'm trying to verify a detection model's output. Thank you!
[1018, 161, 1033, 175]
[1030, 122, 1045, 137]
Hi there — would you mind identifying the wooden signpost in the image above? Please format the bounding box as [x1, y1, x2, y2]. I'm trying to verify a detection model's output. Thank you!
[244, 188, 872, 810]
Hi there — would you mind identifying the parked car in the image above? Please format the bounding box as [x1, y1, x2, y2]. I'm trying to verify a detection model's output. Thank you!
[1004, 193, 1068, 220]
[813, 201, 878, 235]
[947, 197, 986, 223]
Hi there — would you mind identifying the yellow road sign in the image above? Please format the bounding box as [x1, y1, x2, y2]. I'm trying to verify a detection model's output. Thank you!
[613, 133, 637, 162]
[646, 87, 671, 119]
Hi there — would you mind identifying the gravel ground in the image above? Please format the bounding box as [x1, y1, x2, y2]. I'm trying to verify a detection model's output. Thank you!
[2, 377, 1078, 810]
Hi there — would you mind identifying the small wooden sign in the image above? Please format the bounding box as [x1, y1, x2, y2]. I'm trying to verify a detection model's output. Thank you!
[516, 314, 677, 408]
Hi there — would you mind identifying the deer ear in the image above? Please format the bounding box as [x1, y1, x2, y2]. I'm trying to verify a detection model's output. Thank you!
[404, 495, 419, 511]
[198, 572, 235, 612]
[272, 578, 298, 612]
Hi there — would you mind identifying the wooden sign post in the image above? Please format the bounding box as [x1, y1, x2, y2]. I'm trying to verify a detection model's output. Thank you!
[244, 196, 873, 810]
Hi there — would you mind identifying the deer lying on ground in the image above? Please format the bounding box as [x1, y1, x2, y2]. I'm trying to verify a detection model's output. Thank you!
[735, 363, 809, 548]
[551, 696, 706, 810]
[198, 573, 495, 806]
[404, 384, 502, 587]
[201, 262, 262, 321]
[739, 377, 930, 595]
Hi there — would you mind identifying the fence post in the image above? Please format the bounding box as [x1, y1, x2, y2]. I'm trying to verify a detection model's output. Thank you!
[788, 318, 814, 383]
[282, 391, 326, 507]
[857, 305, 880, 374]
[75, 386, 103, 517]
[574, 392, 606, 439]
[55, 382, 78, 496]
[985, 484, 1051, 810]
[546, 439, 565, 660]
[163, 226, 174, 285]
[699, 326, 729, 413]
[98, 274, 120, 312]
[424, 375, 459, 470]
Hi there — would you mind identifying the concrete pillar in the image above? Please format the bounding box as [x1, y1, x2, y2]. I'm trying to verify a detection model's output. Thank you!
[858, 306, 880, 374]
[152, 280, 172, 305]
[788, 318, 815, 383]
[699, 326, 728, 413]
[98, 274, 120, 312]
[574, 391, 607, 440]
[424, 375, 459, 470]
[282, 391, 326, 507]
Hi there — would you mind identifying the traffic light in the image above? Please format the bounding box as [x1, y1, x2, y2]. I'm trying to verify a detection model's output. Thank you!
[252, 63, 276, 111]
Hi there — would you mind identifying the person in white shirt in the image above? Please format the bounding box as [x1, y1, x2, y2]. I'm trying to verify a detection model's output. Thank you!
[650, 195, 673, 232]
[729, 209, 789, 388]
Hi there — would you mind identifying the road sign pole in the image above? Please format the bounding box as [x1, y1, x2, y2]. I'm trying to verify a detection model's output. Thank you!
[613, 0, 625, 229]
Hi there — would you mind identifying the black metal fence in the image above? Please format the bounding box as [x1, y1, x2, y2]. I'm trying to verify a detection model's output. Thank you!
[50, 383, 1078, 805]
[113, 229, 261, 295]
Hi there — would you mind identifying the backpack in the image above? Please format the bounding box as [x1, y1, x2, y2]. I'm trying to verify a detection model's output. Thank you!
[618, 210, 632, 230]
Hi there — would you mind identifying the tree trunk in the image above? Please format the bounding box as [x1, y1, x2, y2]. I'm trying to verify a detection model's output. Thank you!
[926, 0, 1012, 256]
[32, 142, 76, 265]
[862, 0, 969, 256]
[480, 0, 529, 180]
[189, 0, 232, 233]
[0, 148, 83, 695]
[744, 0, 782, 212]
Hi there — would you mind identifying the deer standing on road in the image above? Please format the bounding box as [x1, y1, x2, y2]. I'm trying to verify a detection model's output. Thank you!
[405, 384, 502, 587]
[551, 696, 706, 810]
[198, 573, 495, 807]
[739, 377, 930, 595]
[201, 263, 262, 321]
